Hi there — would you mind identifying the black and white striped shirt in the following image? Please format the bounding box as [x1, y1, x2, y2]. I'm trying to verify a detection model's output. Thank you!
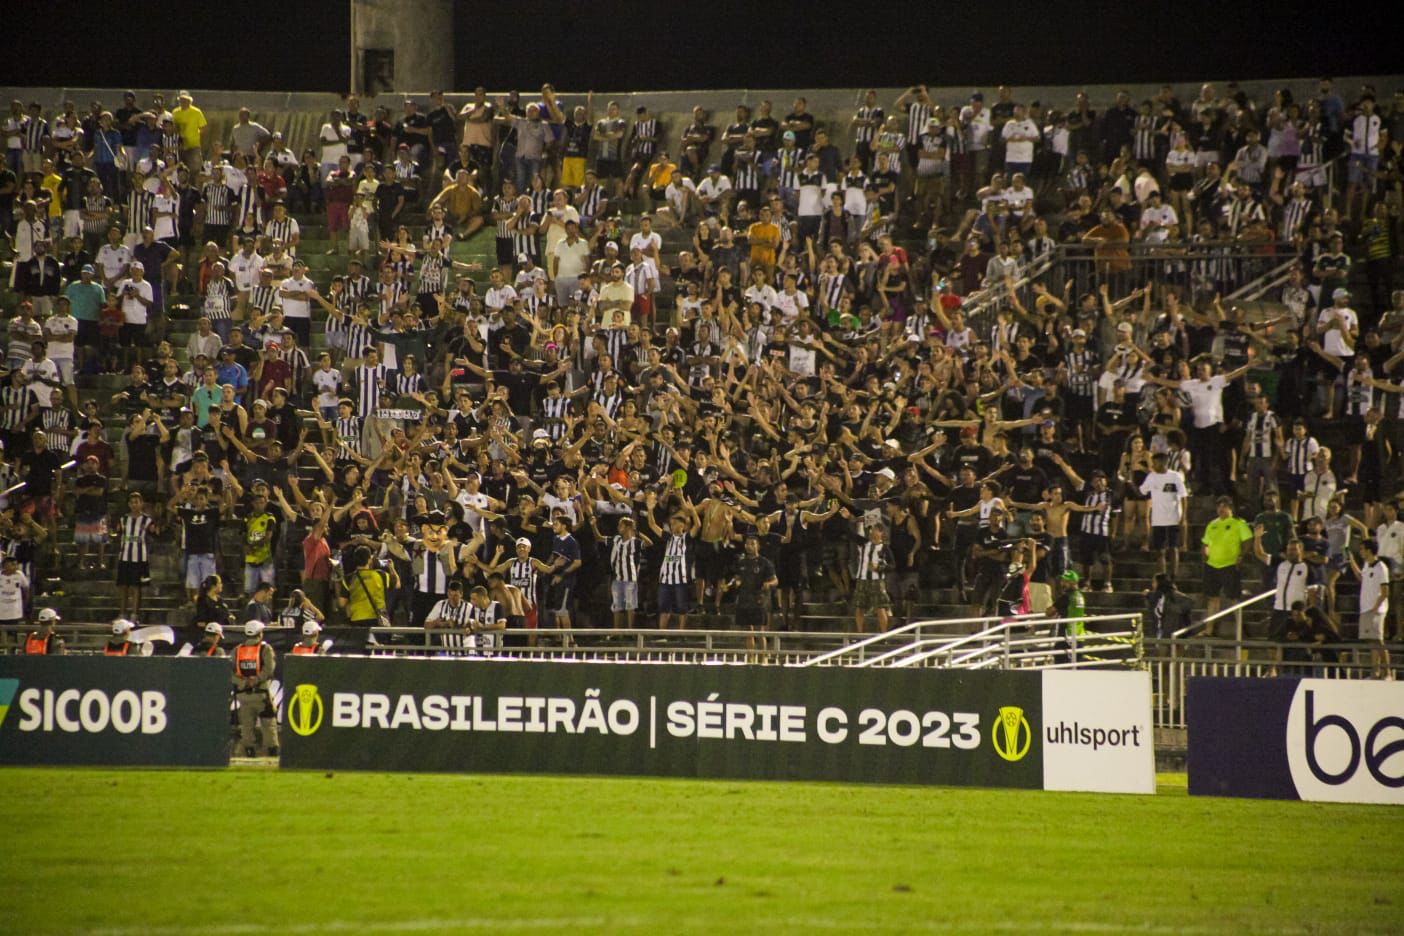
[266, 216, 296, 249]
[592, 389, 623, 420]
[659, 533, 691, 584]
[1280, 197, 1313, 242]
[855, 540, 891, 581]
[415, 544, 449, 595]
[578, 184, 605, 220]
[248, 284, 277, 317]
[510, 212, 542, 262]
[854, 105, 883, 144]
[118, 514, 153, 563]
[390, 370, 425, 397]
[529, 188, 550, 215]
[353, 363, 386, 417]
[417, 253, 447, 295]
[343, 320, 375, 360]
[203, 183, 234, 227]
[608, 535, 641, 583]
[1064, 349, 1098, 397]
[631, 119, 657, 159]
[22, 115, 47, 152]
[905, 102, 932, 143]
[0, 385, 32, 431]
[1079, 489, 1113, 536]
[1133, 115, 1156, 161]
[126, 189, 153, 235]
[510, 559, 539, 607]
[539, 395, 570, 438]
[776, 148, 801, 190]
[493, 196, 514, 239]
[424, 220, 451, 244]
[733, 150, 760, 190]
[40, 407, 74, 451]
[204, 277, 235, 321]
[429, 596, 472, 650]
[1245, 410, 1280, 458]
[334, 415, 362, 455]
[1283, 437, 1313, 476]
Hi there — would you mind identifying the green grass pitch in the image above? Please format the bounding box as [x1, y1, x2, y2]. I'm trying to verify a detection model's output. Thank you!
[2, 768, 1401, 934]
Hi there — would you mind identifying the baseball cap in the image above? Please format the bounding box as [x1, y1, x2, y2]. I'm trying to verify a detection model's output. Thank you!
[970, 91, 985, 101]
[1061, 570, 1080, 582]
[1116, 322, 1134, 333]
[244, 620, 265, 636]
[38, 608, 60, 623]
[515, 537, 533, 548]
[1071, 328, 1086, 337]
[783, 130, 796, 141]
[80, 264, 95, 274]
[204, 622, 224, 636]
[876, 467, 897, 480]
[1333, 288, 1351, 300]
[302, 621, 323, 636]
[111, 619, 135, 635]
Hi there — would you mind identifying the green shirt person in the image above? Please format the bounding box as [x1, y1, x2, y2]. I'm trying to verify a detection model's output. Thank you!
[1202, 496, 1254, 626]
[1058, 570, 1086, 637]
[1252, 491, 1294, 561]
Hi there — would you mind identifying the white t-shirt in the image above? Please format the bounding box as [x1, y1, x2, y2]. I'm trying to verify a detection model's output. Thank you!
[1140, 470, 1188, 526]
[552, 237, 592, 279]
[1376, 521, 1404, 564]
[229, 251, 264, 292]
[1360, 559, 1389, 615]
[1001, 119, 1040, 164]
[744, 284, 779, 311]
[0, 570, 29, 620]
[1180, 375, 1228, 428]
[1317, 306, 1357, 357]
[313, 367, 342, 409]
[773, 289, 809, 324]
[1270, 559, 1310, 611]
[96, 244, 131, 281]
[279, 275, 314, 320]
[698, 176, 732, 203]
[151, 194, 177, 240]
[485, 285, 518, 312]
[43, 313, 79, 361]
[629, 231, 662, 258]
[116, 277, 154, 325]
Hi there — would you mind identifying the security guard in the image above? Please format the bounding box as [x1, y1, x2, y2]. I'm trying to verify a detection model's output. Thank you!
[233, 620, 279, 757]
[25, 608, 66, 655]
[105, 619, 136, 656]
[197, 622, 226, 657]
[290, 620, 323, 655]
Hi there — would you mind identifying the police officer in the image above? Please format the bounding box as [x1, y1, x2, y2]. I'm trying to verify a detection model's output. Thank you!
[197, 622, 226, 657]
[233, 620, 279, 757]
[25, 608, 66, 655]
[105, 619, 136, 656]
[290, 620, 323, 655]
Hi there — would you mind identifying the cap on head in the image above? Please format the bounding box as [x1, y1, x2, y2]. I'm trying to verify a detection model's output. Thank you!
[301, 621, 323, 637]
[515, 536, 533, 548]
[112, 619, 135, 635]
[38, 607, 61, 623]
[244, 620, 266, 637]
[205, 622, 224, 636]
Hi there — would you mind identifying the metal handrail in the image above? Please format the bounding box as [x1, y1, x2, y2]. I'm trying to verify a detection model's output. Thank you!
[1225, 257, 1301, 302]
[1171, 589, 1274, 641]
[867, 613, 1143, 669]
[797, 615, 1011, 667]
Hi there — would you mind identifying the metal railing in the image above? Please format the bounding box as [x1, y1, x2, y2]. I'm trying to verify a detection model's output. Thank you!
[1172, 590, 1274, 643]
[798, 615, 1014, 668]
[1144, 636, 1404, 729]
[857, 613, 1143, 669]
[1225, 257, 1301, 302]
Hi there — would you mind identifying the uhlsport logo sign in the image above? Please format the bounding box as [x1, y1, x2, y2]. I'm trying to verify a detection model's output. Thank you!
[0, 657, 231, 767]
[1189, 677, 1404, 804]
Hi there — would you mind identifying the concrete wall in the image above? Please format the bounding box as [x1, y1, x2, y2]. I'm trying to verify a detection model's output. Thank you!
[351, 0, 454, 95]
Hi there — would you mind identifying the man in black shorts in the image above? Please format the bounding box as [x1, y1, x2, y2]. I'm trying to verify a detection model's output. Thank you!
[724, 534, 777, 639]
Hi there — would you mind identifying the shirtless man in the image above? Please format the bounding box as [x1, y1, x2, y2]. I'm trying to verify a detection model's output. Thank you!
[696, 479, 758, 613]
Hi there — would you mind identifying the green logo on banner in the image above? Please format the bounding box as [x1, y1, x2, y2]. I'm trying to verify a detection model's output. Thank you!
[0, 678, 19, 730]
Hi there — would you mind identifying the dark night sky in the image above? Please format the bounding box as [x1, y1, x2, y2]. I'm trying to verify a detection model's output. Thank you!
[1, 1, 1396, 93]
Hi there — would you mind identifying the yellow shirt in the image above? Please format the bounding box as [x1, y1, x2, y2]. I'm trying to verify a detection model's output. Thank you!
[41, 173, 62, 217]
[171, 105, 207, 149]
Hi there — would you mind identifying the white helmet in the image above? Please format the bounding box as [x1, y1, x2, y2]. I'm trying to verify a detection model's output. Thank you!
[204, 622, 225, 637]
[243, 620, 265, 637]
[301, 620, 323, 637]
[111, 619, 135, 636]
[37, 608, 61, 623]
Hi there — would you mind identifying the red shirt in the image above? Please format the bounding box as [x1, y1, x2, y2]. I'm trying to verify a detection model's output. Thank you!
[75, 439, 116, 476]
[303, 531, 331, 581]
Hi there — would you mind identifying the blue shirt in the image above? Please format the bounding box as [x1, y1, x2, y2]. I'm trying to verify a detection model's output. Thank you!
[64, 280, 106, 322]
[215, 362, 248, 394]
[550, 533, 581, 585]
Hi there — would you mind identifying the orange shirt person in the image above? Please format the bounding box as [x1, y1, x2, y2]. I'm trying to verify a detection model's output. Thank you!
[747, 204, 782, 274]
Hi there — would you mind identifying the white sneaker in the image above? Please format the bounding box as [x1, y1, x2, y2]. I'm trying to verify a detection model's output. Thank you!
[1102, 583, 1114, 593]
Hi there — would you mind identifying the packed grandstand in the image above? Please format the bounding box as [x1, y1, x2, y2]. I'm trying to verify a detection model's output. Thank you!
[0, 76, 1401, 664]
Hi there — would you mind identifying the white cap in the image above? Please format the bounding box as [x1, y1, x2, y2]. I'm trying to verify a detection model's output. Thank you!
[204, 622, 224, 636]
[37, 607, 60, 623]
[301, 620, 323, 637]
[876, 467, 897, 480]
[515, 537, 532, 548]
[883, 438, 901, 449]
[243, 620, 265, 637]
[111, 619, 135, 635]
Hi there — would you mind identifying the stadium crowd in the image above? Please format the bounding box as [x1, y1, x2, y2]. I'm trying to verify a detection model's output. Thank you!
[0, 77, 1401, 668]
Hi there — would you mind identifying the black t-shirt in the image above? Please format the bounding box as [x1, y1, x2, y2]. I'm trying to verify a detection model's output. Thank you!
[784, 112, 815, 150]
[20, 449, 65, 497]
[395, 113, 430, 148]
[124, 433, 161, 482]
[426, 106, 456, 146]
[732, 555, 776, 606]
[178, 506, 221, 554]
[1007, 467, 1049, 504]
[73, 472, 108, 518]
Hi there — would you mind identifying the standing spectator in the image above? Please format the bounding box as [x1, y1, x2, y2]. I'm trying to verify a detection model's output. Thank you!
[1348, 539, 1392, 677]
[1141, 451, 1190, 581]
[1201, 497, 1253, 631]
